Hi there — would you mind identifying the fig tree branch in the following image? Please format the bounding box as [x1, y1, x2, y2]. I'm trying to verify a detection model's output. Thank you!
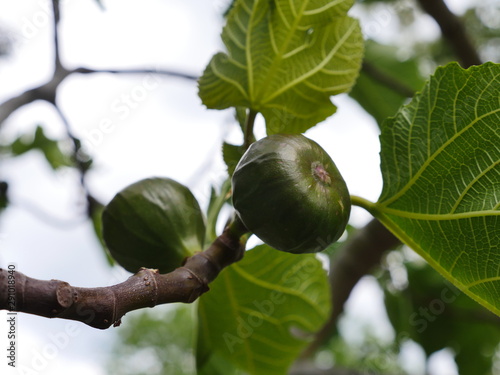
[52, 0, 62, 71]
[328, 220, 400, 331]
[0, 0, 197, 129]
[303, 219, 400, 356]
[0, 223, 247, 329]
[417, 0, 481, 68]
[0, 70, 197, 130]
[73, 67, 198, 81]
[361, 62, 415, 98]
[0, 66, 198, 129]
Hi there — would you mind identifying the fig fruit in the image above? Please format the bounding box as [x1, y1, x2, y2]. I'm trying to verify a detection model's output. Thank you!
[102, 177, 205, 273]
[232, 134, 350, 254]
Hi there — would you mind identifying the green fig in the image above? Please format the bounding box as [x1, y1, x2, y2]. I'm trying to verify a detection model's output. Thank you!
[102, 177, 205, 273]
[232, 134, 350, 254]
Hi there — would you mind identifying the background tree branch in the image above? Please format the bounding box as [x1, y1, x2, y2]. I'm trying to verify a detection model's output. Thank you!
[417, 0, 482, 68]
[361, 62, 415, 98]
[0, 66, 198, 128]
[302, 219, 400, 357]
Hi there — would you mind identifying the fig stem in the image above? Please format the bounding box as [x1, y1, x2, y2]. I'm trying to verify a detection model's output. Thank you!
[243, 109, 258, 150]
[227, 213, 251, 239]
[350, 195, 377, 215]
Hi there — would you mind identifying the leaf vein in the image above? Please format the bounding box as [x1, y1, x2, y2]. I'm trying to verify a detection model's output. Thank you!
[380, 107, 500, 207]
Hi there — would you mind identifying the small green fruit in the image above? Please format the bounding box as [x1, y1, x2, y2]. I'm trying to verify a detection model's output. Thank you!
[102, 177, 205, 273]
[232, 134, 350, 254]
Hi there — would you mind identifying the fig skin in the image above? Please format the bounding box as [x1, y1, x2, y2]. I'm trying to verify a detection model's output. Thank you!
[102, 177, 205, 273]
[232, 134, 350, 254]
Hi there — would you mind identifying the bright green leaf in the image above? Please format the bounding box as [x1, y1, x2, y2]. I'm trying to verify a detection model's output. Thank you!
[197, 244, 331, 375]
[372, 62, 500, 316]
[199, 0, 363, 134]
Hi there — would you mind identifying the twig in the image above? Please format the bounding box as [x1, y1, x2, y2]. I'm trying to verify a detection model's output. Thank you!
[0, 221, 247, 329]
[51, 0, 62, 70]
[0, 67, 198, 129]
[417, 0, 481, 68]
[52, 104, 102, 218]
[73, 67, 198, 81]
[361, 62, 415, 98]
[0, 2, 197, 129]
[0, 89, 40, 126]
[13, 199, 86, 229]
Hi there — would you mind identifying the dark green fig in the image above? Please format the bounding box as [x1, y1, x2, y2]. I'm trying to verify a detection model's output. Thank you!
[232, 134, 350, 254]
[102, 177, 205, 273]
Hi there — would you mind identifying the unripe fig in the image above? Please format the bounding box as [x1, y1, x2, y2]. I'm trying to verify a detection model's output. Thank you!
[102, 177, 205, 273]
[232, 134, 350, 254]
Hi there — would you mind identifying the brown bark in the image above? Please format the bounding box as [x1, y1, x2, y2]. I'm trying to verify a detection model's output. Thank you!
[0, 225, 246, 329]
[303, 219, 400, 356]
[417, 0, 482, 68]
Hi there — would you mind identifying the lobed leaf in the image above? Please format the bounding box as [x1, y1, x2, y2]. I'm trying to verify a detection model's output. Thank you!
[199, 0, 363, 134]
[197, 244, 330, 375]
[375, 62, 500, 316]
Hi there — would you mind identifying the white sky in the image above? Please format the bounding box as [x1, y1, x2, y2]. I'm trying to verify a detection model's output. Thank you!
[0, 0, 479, 374]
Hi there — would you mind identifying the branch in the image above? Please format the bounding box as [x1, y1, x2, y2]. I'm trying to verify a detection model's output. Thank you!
[0, 1, 198, 129]
[0, 67, 198, 129]
[416, 0, 481, 68]
[0, 89, 40, 126]
[361, 62, 415, 98]
[73, 67, 198, 81]
[51, 0, 62, 70]
[51, 103, 102, 218]
[0, 67, 70, 127]
[303, 219, 400, 355]
[13, 199, 86, 228]
[0, 222, 247, 329]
